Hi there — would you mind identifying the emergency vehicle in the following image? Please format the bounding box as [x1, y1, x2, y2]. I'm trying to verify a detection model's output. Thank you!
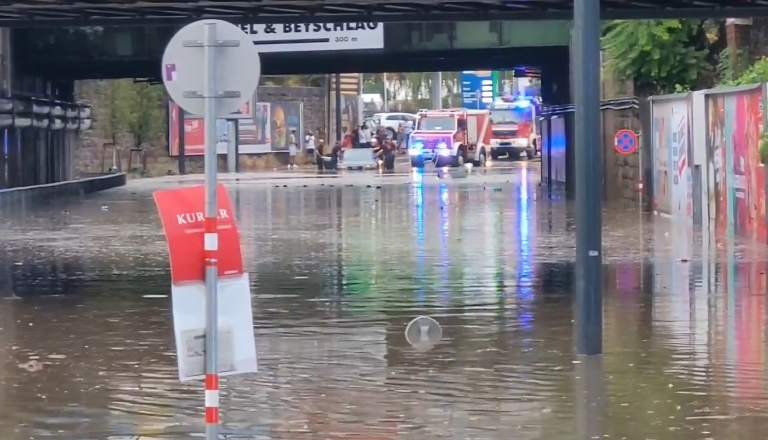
[407, 108, 492, 168]
[489, 96, 539, 160]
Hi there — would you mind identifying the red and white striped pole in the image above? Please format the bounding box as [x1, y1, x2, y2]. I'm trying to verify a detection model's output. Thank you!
[204, 215, 219, 436]
[202, 21, 220, 440]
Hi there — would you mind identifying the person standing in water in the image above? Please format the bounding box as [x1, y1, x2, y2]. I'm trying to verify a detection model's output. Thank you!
[315, 139, 325, 171]
[305, 130, 316, 157]
[287, 129, 298, 170]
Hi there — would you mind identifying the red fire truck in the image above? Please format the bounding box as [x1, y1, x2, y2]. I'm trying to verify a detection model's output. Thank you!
[408, 108, 493, 168]
[489, 96, 539, 160]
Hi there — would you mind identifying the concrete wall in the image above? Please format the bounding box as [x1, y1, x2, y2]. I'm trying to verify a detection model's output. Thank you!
[74, 81, 326, 176]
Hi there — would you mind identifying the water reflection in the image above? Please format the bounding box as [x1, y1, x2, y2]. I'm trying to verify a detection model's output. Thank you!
[0, 170, 767, 438]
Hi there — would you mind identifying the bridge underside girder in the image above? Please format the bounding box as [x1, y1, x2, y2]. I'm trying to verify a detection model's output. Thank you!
[0, 0, 764, 27]
[17, 47, 566, 80]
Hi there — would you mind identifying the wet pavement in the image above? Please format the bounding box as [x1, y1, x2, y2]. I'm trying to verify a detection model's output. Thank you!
[1, 161, 767, 439]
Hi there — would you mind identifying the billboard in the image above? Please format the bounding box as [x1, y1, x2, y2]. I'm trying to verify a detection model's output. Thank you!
[704, 87, 765, 240]
[237, 102, 272, 154]
[171, 101, 304, 155]
[168, 102, 231, 156]
[238, 101, 303, 153]
[238, 22, 384, 53]
[329, 94, 361, 147]
[651, 97, 692, 219]
[460, 71, 493, 109]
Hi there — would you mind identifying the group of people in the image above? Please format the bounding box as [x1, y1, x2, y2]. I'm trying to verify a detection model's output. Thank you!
[304, 129, 343, 171]
[291, 121, 410, 171]
[352, 121, 413, 153]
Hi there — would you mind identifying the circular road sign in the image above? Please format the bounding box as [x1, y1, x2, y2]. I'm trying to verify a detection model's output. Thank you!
[162, 19, 260, 118]
[614, 129, 638, 155]
[405, 316, 442, 351]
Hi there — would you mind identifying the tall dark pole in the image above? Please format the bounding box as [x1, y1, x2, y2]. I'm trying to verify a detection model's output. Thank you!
[573, 0, 603, 355]
[178, 104, 187, 175]
[334, 73, 342, 143]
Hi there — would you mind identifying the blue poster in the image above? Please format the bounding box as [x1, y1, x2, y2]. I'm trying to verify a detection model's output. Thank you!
[460, 71, 494, 110]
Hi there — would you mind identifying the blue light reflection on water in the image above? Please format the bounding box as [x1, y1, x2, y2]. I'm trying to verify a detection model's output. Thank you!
[439, 184, 450, 305]
[414, 170, 425, 304]
[516, 167, 534, 330]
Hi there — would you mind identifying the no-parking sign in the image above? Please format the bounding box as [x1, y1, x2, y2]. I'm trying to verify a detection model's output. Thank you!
[614, 129, 638, 155]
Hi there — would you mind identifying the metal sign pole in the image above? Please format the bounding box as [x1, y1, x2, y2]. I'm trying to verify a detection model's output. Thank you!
[162, 19, 260, 438]
[202, 22, 220, 440]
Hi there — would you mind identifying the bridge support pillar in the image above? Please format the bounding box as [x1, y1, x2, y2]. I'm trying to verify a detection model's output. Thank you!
[430, 71, 442, 109]
[0, 28, 10, 189]
[573, 0, 603, 356]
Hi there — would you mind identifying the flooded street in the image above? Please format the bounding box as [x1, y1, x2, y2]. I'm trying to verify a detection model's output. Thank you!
[1, 163, 767, 439]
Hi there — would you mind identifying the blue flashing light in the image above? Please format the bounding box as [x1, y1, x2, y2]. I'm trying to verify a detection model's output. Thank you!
[511, 99, 531, 108]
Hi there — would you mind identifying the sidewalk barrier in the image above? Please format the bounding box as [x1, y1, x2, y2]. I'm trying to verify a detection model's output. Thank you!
[0, 172, 126, 210]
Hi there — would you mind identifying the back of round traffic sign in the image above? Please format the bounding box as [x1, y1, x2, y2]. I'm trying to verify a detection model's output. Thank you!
[405, 316, 442, 351]
[614, 129, 638, 155]
[161, 19, 261, 118]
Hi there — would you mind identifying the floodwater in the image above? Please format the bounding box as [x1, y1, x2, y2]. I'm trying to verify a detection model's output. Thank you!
[1, 163, 768, 439]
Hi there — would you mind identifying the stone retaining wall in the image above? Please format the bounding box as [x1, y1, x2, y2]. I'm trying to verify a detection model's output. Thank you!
[74, 81, 327, 177]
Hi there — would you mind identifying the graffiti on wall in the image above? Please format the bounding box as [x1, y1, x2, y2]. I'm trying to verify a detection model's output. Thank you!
[651, 99, 692, 218]
[705, 88, 766, 240]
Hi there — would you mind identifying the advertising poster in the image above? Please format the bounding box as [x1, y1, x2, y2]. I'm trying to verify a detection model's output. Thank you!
[237, 102, 271, 154]
[269, 101, 303, 151]
[168, 102, 231, 156]
[329, 94, 361, 147]
[651, 98, 692, 219]
[705, 88, 765, 240]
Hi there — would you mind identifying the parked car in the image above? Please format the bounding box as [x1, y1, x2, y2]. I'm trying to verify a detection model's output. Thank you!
[371, 112, 417, 139]
[338, 147, 379, 171]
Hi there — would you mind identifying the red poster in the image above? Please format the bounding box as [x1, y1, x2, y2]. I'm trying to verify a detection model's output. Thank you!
[169, 102, 206, 156]
[153, 184, 243, 283]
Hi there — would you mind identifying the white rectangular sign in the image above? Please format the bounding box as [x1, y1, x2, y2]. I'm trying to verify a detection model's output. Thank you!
[171, 274, 258, 381]
[239, 22, 384, 53]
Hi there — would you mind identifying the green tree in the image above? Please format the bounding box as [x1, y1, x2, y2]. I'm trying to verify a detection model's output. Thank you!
[121, 81, 165, 150]
[728, 55, 768, 85]
[602, 20, 710, 95]
[260, 75, 325, 87]
[99, 79, 130, 145]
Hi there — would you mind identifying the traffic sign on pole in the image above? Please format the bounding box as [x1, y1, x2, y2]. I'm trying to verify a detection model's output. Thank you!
[160, 19, 260, 440]
[162, 19, 261, 118]
[614, 129, 638, 155]
[405, 316, 442, 351]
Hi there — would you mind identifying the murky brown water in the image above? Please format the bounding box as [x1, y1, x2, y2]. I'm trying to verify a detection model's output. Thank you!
[1, 165, 767, 439]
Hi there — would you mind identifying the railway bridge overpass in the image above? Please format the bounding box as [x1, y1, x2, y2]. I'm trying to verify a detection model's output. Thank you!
[0, 0, 761, 193]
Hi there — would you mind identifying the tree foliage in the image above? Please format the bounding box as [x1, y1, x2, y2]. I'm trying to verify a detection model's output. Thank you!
[728, 56, 768, 85]
[602, 20, 710, 94]
[124, 82, 165, 149]
[260, 75, 325, 87]
[99, 79, 165, 149]
[362, 72, 462, 106]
